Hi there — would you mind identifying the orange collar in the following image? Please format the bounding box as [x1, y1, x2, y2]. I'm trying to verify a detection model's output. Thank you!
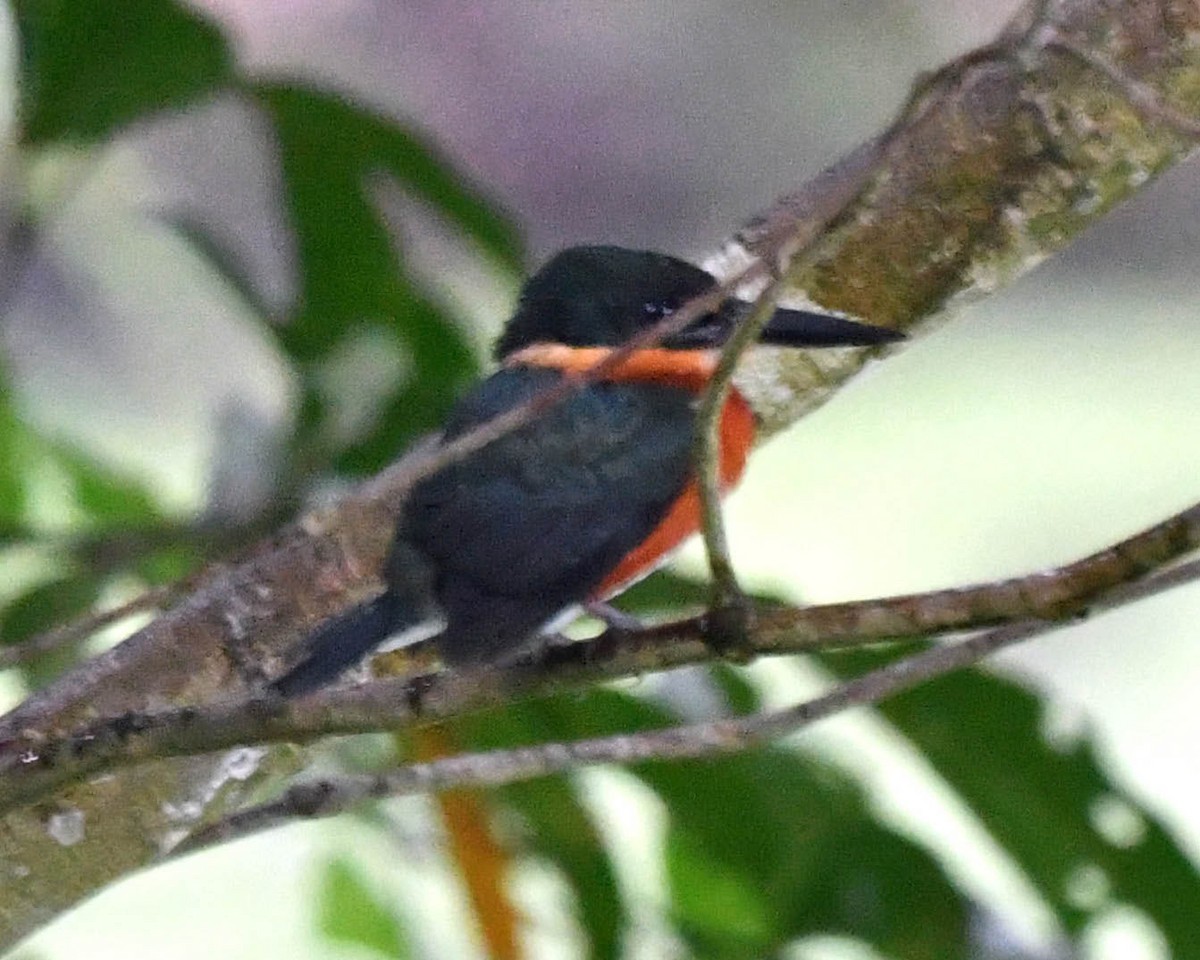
[506, 342, 719, 393]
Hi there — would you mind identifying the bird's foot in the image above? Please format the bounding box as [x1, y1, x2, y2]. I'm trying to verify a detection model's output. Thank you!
[702, 597, 756, 663]
[584, 601, 646, 635]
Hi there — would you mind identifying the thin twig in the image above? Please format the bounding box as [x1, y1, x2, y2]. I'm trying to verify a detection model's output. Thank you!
[2, 496, 1196, 815]
[176, 625, 1040, 855]
[691, 278, 786, 617]
[0, 586, 176, 670]
[691, 77, 916, 638]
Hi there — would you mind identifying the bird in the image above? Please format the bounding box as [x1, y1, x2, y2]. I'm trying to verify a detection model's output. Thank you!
[272, 245, 901, 696]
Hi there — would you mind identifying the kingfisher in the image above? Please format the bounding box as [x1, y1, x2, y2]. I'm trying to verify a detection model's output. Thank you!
[273, 245, 900, 696]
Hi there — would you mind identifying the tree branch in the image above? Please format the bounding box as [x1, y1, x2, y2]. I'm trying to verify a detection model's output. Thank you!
[175, 548, 1200, 856]
[692, 279, 784, 635]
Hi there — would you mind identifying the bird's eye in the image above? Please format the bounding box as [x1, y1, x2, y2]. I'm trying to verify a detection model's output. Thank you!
[642, 300, 675, 319]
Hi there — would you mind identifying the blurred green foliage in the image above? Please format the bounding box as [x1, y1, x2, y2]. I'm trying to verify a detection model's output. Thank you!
[458, 683, 972, 959]
[1, 2, 1196, 958]
[318, 858, 411, 959]
[12, 0, 231, 144]
[253, 82, 519, 472]
[825, 646, 1200, 955]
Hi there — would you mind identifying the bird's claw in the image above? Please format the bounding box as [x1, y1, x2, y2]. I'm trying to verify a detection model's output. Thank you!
[703, 599, 756, 663]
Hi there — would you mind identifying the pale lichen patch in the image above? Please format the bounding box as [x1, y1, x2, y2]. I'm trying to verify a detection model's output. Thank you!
[45, 808, 85, 847]
[157, 746, 269, 853]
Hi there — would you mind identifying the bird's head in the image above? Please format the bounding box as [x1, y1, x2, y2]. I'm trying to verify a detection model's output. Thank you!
[494, 245, 901, 360]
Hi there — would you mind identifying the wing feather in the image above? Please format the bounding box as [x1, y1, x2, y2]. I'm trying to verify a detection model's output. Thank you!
[400, 367, 695, 661]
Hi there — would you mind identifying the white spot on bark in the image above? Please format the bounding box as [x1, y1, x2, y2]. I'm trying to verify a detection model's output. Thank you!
[156, 746, 270, 853]
[222, 746, 266, 782]
[222, 594, 253, 640]
[46, 808, 85, 847]
[161, 799, 204, 823]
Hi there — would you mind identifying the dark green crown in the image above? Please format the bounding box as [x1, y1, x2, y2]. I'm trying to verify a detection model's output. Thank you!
[494, 245, 715, 358]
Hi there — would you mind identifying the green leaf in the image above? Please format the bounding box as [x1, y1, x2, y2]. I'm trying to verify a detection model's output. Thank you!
[131, 543, 202, 587]
[0, 384, 164, 538]
[823, 650, 1200, 952]
[708, 662, 763, 716]
[331, 288, 478, 475]
[13, 0, 231, 144]
[317, 857, 410, 959]
[653, 748, 970, 959]
[617, 570, 710, 614]
[667, 824, 776, 946]
[0, 575, 98, 647]
[0, 385, 30, 534]
[253, 82, 517, 356]
[615, 570, 795, 623]
[252, 82, 497, 470]
[254, 82, 522, 284]
[53, 445, 163, 529]
[0, 574, 103, 688]
[253, 88, 399, 359]
[502, 778, 624, 960]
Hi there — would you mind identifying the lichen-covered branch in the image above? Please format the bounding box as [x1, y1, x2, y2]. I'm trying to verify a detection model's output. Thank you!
[725, 0, 1200, 434]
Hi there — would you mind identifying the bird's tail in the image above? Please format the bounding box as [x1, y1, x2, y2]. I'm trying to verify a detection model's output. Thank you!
[271, 593, 413, 698]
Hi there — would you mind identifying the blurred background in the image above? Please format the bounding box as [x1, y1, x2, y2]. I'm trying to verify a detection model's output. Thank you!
[3, 1, 1200, 958]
